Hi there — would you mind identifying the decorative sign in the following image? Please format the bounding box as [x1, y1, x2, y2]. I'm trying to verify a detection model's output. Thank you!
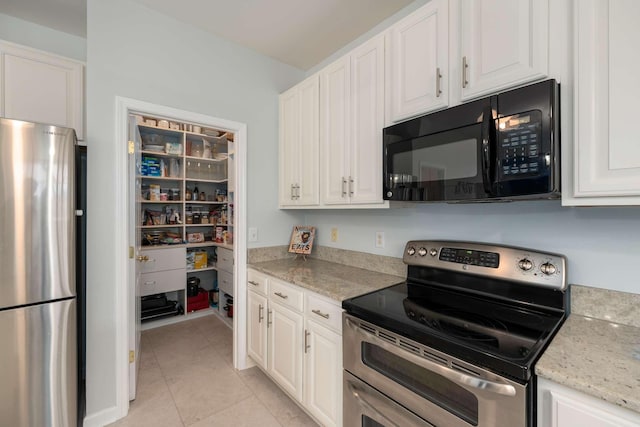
[288, 225, 316, 255]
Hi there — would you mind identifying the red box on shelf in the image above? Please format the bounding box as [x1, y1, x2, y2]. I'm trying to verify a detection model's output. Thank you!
[187, 290, 209, 312]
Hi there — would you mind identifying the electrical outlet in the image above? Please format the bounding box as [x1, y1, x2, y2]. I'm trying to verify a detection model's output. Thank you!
[248, 227, 258, 242]
[375, 231, 385, 248]
[331, 228, 338, 242]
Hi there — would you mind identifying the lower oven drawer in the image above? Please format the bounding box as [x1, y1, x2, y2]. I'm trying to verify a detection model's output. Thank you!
[343, 314, 528, 427]
[344, 371, 433, 427]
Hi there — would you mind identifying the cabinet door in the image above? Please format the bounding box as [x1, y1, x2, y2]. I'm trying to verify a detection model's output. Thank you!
[268, 301, 303, 401]
[387, 0, 449, 123]
[460, 0, 548, 100]
[570, 0, 640, 204]
[538, 379, 640, 427]
[296, 75, 320, 206]
[304, 319, 342, 427]
[1, 44, 84, 139]
[279, 76, 320, 207]
[320, 57, 351, 205]
[279, 87, 300, 206]
[350, 35, 385, 204]
[247, 290, 267, 369]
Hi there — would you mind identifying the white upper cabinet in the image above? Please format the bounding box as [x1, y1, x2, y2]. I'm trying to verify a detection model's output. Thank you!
[320, 56, 351, 205]
[567, 0, 640, 205]
[458, 0, 549, 101]
[279, 75, 320, 207]
[386, 0, 449, 123]
[0, 41, 84, 140]
[320, 35, 385, 206]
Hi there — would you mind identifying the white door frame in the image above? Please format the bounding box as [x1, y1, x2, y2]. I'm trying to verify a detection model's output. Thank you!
[114, 96, 249, 417]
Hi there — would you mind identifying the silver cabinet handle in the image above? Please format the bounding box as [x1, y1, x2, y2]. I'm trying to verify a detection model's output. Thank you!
[311, 309, 329, 319]
[296, 184, 301, 199]
[462, 56, 469, 88]
[349, 176, 354, 196]
[290, 184, 295, 200]
[258, 304, 264, 323]
[267, 309, 272, 327]
[274, 292, 288, 300]
[144, 281, 156, 286]
[342, 177, 347, 197]
[248, 280, 260, 287]
[436, 67, 442, 97]
[304, 329, 310, 353]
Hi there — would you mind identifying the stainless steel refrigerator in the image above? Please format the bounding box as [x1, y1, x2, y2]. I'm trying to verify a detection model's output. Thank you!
[0, 118, 78, 427]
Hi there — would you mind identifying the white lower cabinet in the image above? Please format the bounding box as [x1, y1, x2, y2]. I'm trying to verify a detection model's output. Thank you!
[246, 269, 344, 426]
[247, 289, 267, 369]
[538, 378, 640, 427]
[268, 299, 304, 401]
[304, 318, 342, 427]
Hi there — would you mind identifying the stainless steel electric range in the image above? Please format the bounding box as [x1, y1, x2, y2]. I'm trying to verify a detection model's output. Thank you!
[342, 240, 568, 427]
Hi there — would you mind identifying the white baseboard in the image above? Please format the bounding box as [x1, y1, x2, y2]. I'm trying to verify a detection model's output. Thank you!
[83, 405, 125, 427]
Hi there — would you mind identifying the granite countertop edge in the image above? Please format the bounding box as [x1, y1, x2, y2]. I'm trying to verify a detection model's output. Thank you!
[248, 258, 404, 302]
[536, 314, 640, 413]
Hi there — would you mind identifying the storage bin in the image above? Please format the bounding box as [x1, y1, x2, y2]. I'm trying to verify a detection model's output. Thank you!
[187, 289, 209, 312]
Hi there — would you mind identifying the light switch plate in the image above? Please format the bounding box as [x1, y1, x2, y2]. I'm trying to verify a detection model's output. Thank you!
[248, 227, 258, 242]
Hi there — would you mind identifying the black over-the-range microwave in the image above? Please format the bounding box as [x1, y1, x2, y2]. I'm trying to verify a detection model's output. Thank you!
[383, 79, 560, 202]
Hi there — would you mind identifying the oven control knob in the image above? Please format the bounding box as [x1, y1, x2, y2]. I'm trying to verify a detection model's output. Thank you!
[418, 247, 428, 257]
[429, 248, 438, 257]
[407, 247, 416, 256]
[540, 262, 557, 275]
[518, 258, 533, 271]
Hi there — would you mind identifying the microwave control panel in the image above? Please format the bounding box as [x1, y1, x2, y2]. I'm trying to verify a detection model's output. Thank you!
[497, 110, 543, 179]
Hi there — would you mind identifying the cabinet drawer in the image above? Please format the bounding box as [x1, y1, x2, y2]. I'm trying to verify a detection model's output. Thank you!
[140, 269, 184, 297]
[306, 293, 343, 333]
[269, 279, 304, 312]
[218, 270, 234, 297]
[217, 247, 233, 273]
[247, 269, 268, 295]
[140, 247, 185, 273]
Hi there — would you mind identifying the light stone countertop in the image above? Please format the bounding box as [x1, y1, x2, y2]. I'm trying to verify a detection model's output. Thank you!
[536, 314, 640, 413]
[248, 257, 405, 302]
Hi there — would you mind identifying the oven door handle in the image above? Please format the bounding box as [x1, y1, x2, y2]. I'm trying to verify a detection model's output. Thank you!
[347, 318, 517, 397]
[481, 105, 496, 196]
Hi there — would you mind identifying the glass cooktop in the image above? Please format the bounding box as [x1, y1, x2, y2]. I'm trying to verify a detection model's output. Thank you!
[342, 280, 566, 382]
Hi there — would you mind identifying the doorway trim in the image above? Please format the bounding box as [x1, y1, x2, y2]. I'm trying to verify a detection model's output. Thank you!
[114, 96, 248, 418]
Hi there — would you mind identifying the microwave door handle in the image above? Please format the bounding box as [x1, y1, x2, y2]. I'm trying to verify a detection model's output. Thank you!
[481, 105, 496, 196]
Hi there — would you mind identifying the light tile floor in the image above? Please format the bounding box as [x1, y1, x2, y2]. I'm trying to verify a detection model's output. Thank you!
[109, 315, 318, 427]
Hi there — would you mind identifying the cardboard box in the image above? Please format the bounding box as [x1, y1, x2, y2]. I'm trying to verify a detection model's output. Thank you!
[194, 251, 207, 269]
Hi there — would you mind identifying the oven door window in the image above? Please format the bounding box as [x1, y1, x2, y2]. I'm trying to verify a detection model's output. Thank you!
[385, 124, 486, 201]
[362, 342, 479, 426]
[362, 416, 385, 427]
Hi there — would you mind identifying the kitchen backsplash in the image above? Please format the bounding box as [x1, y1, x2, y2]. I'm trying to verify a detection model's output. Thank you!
[248, 245, 406, 277]
[570, 285, 640, 328]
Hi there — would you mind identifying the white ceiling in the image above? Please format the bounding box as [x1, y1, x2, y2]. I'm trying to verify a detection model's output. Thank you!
[0, 0, 414, 70]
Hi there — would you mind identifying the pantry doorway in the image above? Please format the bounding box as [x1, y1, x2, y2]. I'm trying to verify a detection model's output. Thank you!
[114, 97, 248, 412]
